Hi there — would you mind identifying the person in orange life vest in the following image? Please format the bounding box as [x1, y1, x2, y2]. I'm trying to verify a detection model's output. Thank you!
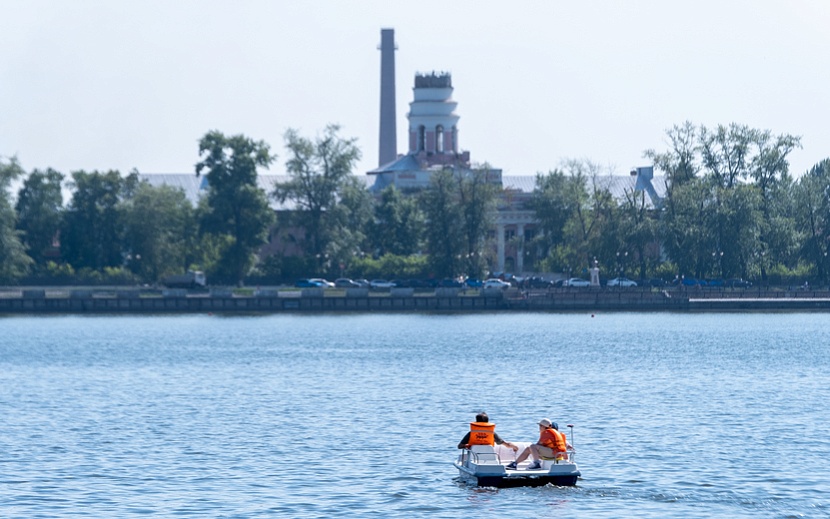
[506, 418, 572, 470]
[457, 412, 518, 451]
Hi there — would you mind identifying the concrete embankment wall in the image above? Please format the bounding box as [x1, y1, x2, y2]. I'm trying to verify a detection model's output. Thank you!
[3, 287, 830, 314]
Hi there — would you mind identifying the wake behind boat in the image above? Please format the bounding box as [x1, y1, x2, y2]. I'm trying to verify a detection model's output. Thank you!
[454, 442, 581, 488]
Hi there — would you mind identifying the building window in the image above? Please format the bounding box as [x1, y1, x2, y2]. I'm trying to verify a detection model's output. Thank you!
[418, 125, 425, 151]
[436, 125, 444, 153]
[505, 229, 515, 241]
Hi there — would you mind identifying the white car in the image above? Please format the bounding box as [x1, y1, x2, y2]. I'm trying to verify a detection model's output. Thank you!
[334, 278, 361, 288]
[369, 279, 396, 289]
[483, 278, 511, 289]
[606, 277, 638, 287]
[309, 278, 335, 288]
[564, 277, 591, 287]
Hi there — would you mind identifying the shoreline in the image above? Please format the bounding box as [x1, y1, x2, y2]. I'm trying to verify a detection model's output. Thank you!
[3, 287, 830, 313]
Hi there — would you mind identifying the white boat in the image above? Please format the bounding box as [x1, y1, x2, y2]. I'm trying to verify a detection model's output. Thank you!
[453, 442, 581, 488]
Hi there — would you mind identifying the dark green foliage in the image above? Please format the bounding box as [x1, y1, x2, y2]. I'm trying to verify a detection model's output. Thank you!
[420, 167, 497, 278]
[196, 131, 275, 285]
[274, 125, 362, 271]
[15, 168, 64, 264]
[420, 169, 465, 278]
[0, 157, 33, 282]
[61, 170, 136, 271]
[648, 122, 801, 281]
[348, 253, 429, 280]
[369, 185, 424, 257]
[122, 181, 196, 282]
[794, 159, 830, 282]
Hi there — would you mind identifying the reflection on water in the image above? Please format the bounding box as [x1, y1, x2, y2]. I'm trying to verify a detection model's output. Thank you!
[1, 312, 829, 518]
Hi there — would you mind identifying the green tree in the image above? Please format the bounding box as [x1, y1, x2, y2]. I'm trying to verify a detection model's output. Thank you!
[420, 169, 464, 278]
[274, 125, 362, 271]
[644, 121, 699, 189]
[122, 181, 196, 282]
[325, 175, 374, 276]
[659, 178, 715, 278]
[370, 185, 424, 257]
[458, 167, 498, 277]
[196, 131, 275, 285]
[542, 159, 619, 275]
[699, 123, 757, 189]
[748, 130, 802, 279]
[61, 170, 137, 271]
[793, 159, 830, 282]
[528, 170, 571, 257]
[0, 157, 33, 282]
[646, 122, 798, 281]
[617, 186, 660, 280]
[528, 168, 589, 273]
[15, 168, 64, 265]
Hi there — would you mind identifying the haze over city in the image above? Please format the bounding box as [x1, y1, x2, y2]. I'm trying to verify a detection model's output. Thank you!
[2, 0, 828, 178]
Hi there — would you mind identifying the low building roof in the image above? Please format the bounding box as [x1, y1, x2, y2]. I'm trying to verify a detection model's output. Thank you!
[134, 172, 666, 210]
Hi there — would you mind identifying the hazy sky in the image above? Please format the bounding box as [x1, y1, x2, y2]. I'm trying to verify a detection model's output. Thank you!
[2, 0, 828, 178]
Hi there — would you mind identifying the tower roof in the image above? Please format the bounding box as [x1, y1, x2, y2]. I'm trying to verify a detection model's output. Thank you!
[414, 71, 452, 88]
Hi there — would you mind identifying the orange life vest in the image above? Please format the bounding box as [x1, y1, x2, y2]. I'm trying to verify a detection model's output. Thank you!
[553, 429, 568, 453]
[540, 427, 567, 452]
[468, 421, 496, 446]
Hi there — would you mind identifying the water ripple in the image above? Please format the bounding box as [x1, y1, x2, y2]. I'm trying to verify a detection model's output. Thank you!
[1, 313, 829, 517]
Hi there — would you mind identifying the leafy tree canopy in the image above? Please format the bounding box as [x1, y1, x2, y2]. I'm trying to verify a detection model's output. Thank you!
[196, 131, 275, 285]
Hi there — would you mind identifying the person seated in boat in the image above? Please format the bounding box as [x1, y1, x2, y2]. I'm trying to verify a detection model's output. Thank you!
[506, 418, 571, 470]
[457, 412, 519, 452]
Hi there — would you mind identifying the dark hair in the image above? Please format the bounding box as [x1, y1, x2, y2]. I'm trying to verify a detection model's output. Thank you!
[475, 412, 489, 422]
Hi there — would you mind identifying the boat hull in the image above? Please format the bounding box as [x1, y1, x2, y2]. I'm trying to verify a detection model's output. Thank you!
[475, 473, 580, 488]
[454, 460, 580, 488]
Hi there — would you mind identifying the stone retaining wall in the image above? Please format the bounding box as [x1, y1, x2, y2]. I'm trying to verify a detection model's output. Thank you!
[3, 288, 830, 314]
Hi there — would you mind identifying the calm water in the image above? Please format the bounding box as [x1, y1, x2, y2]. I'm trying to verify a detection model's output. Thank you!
[1, 312, 829, 518]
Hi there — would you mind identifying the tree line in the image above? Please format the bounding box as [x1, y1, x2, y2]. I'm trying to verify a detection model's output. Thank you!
[1, 121, 829, 286]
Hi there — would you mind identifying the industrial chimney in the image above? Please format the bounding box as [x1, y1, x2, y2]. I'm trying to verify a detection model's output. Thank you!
[378, 28, 397, 167]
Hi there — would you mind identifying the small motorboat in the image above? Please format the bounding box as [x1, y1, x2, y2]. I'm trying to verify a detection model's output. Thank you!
[453, 441, 581, 488]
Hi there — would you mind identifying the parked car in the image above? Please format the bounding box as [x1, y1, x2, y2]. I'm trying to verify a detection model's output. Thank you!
[295, 278, 323, 288]
[681, 277, 700, 286]
[505, 274, 524, 287]
[353, 278, 371, 288]
[369, 279, 396, 289]
[564, 277, 591, 287]
[309, 278, 334, 288]
[464, 278, 484, 288]
[438, 278, 463, 288]
[606, 277, 638, 287]
[483, 278, 511, 289]
[524, 276, 553, 289]
[334, 278, 361, 288]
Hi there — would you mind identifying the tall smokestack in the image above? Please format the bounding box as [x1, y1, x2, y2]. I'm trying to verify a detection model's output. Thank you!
[378, 28, 397, 167]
